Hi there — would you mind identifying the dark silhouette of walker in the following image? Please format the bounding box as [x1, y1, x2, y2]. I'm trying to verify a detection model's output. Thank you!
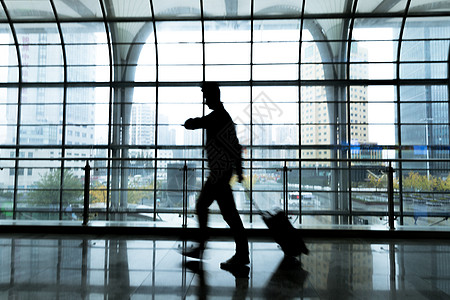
[182, 81, 249, 269]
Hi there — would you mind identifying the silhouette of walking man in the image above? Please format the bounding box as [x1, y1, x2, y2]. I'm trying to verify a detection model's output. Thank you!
[182, 81, 249, 269]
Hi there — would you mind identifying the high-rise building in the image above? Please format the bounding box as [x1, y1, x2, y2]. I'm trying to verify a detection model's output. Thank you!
[0, 30, 97, 189]
[396, 26, 450, 177]
[130, 105, 155, 146]
[301, 43, 371, 168]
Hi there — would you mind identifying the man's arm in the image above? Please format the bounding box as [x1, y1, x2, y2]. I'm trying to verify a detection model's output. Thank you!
[183, 117, 206, 130]
[236, 145, 244, 183]
[183, 118, 201, 130]
[183, 113, 214, 130]
[223, 125, 243, 182]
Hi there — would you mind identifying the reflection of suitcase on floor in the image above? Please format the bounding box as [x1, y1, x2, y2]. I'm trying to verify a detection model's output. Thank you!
[260, 208, 309, 257]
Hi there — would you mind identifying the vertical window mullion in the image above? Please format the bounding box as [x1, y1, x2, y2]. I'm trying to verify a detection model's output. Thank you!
[297, 0, 306, 224]
[200, 0, 206, 193]
[149, 0, 159, 221]
[346, 0, 359, 225]
[447, 43, 450, 177]
[1, 0, 22, 220]
[396, 0, 412, 226]
[50, 0, 67, 221]
[249, 0, 254, 223]
[99, 0, 114, 220]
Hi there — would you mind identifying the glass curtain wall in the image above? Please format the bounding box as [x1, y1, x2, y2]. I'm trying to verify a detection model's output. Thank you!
[0, 0, 449, 229]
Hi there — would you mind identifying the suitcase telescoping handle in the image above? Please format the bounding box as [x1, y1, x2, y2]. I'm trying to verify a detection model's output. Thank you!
[238, 183, 274, 217]
[238, 183, 258, 210]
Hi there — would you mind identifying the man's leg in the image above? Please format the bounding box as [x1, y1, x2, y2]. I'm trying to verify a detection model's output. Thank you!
[196, 179, 215, 250]
[182, 178, 215, 259]
[216, 180, 249, 264]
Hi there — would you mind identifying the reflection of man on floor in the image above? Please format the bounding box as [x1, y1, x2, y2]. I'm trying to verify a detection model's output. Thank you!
[182, 81, 249, 269]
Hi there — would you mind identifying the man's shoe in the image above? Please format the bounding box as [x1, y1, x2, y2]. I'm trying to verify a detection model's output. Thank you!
[220, 254, 250, 268]
[181, 246, 204, 259]
[221, 264, 250, 278]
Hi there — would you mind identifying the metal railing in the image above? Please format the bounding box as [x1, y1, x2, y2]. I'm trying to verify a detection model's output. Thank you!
[2, 156, 450, 229]
[77, 159, 445, 230]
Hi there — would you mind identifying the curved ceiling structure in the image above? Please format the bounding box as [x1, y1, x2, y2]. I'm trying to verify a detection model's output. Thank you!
[0, 0, 448, 83]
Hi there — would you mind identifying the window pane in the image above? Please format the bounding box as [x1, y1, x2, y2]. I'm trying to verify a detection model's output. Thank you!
[127, 104, 155, 146]
[54, 0, 103, 19]
[158, 87, 202, 147]
[302, 41, 342, 63]
[158, 43, 202, 65]
[15, 24, 63, 82]
[62, 22, 106, 44]
[205, 65, 250, 81]
[62, 23, 109, 82]
[135, 40, 156, 82]
[403, 17, 450, 39]
[401, 40, 449, 62]
[353, 18, 402, 40]
[65, 44, 108, 66]
[252, 87, 298, 125]
[156, 21, 202, 43]
[159, 65, 202, 82]
[1, 87, 17, 145]
[66, 89, 106, 145]
[5, 0, 54, 20]
[253, 19, 300, 42]
[205, 43, 250, 65]
[253, 64, 298, 80]
[400, 63, 447, 79]
[153, 1, 201, 18]
[351, 24, 399, 81]
[204, 21, 251, 42]
[222, 86, 251, 132]
[254, 42, 299, 64]
[15, 23, 60, 43]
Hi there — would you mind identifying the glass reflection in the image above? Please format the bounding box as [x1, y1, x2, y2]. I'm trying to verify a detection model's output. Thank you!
[2, 236, 450, 298]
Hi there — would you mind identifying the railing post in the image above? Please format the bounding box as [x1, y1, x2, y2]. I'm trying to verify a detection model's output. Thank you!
[182, 161, 188, 228]
[83, 160, 91, 226]
[283, 161, 288, 215]
[387, 161, 395, 230]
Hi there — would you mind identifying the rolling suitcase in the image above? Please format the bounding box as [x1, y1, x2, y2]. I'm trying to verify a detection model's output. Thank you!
[259, 208, 309, 256]
[243, 183, 309, 256]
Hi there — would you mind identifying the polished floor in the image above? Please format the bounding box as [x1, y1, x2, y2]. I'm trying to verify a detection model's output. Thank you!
[0, 233, 450, 299]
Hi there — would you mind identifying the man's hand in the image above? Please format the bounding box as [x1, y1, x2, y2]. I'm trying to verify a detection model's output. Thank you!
[237, 174, 244, 183]
[183, 119, 195, 130]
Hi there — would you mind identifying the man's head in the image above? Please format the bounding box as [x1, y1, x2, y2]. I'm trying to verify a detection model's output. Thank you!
[201, 81, 221, 110]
